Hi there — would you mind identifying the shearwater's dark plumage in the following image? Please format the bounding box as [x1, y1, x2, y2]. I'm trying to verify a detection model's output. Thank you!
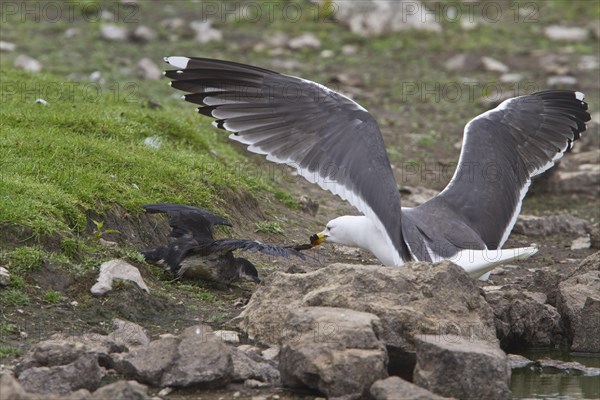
[163, 56, 590, 278]
[141, 203, 304, 284]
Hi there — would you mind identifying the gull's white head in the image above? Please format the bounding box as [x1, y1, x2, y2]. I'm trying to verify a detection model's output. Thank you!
[310, 215, 361, 247]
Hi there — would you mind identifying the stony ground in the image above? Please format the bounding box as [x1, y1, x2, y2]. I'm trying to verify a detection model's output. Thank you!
[1, 1, 599, 399]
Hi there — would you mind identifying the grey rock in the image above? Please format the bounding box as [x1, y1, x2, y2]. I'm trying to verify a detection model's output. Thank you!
[108, 319, 151, 348]
[513, 214, 590, 237]
[413, 335, 511, 399]
[571, 235, 591, 250]
[547, 75, 578, 87]
[0, 374, 92, 400]
[244, 379, 271, 388]
[299, 196, 319, 217]
[160, 17, 188, 36]
[116, 324, 230, 388]
[507, 353, 534, 369]
[143, 136, 163, 149]
[533, 358, 600, 376]
[91, 259, 149, 295]
[341, 44, 358, 55]
[18, 353, 105, 395]
[64, 28, 80, 38]
[161, 325, 233, 388]
[100, 24, 128, 41]
[544, 25, 589, 42]
[0, 40, 16, 52]
[288, 33, 321, 50]
[557, 267, 600, 352]
[264, 31, 289, 48]
[14, 55, 42, 72]
[235, 262, 497, 354]
[0, 374, 30, 400]
[0, 266, 10, 286]
[570, 251, 600, 276]
[279, 307, 388, 399]
[481, 56, 509, 73]
[399, 186, 439, 207]
[370, 376, 451, 399]
[189, 20, 222, 44]
[15, 336, 123, 375]
[483, 289, 563, 347]
[500, 73, 524, 83]
[538, 166, 600, 195]
[331, 0, 441, 37]
[261, 346, 279, 361]
[444, 53, 481, 72]
[91, 380, 150, 400]
[578, 55, 600, 71]
[213, 330, 240, 344]
[231, 347, 279, 383]
[131, 26, 157, 42]
[590, 223, 600, 249]
[111, 335, 179, 384]
[236, 344, 262, 357]
[538, 53, 571, 75]
[136, 58, 161, 80]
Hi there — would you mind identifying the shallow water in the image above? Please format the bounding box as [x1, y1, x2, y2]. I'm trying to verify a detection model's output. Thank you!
[511, 349, 600, 400]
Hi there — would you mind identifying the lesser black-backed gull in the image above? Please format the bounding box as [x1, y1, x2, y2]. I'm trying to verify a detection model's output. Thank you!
[163, 56, 590, 278]
[141, 203, 304, 284]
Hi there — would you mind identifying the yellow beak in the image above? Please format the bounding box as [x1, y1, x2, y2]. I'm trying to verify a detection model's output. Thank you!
[310, 231, 327, 247]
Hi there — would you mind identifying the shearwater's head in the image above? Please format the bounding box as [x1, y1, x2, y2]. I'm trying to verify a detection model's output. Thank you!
[234, 258, 261, 284]
[310, 215, 363, 248]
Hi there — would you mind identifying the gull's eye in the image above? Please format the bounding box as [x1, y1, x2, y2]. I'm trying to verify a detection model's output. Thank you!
[326, 225, 332, 231]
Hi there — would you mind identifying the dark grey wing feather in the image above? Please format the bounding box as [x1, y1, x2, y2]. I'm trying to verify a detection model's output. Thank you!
[189, 238, 306, 260]
[164, 57, 410, 264]
[411, 90, 589, 254]
[142, 203, 232, 241]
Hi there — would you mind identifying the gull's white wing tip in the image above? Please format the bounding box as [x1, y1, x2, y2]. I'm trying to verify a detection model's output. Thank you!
[164, 56, 190, 69]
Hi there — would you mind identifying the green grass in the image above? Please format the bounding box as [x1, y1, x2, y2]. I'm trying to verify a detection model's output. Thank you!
[9, 275, 25, 289]
[0, 346, 22, 358]
[0, 322, 18, 337]
[6, 246, 45, 272]
[0, 68, 267, 240]
[192, 292, 217, 302]
[43, 290, 64, 304]
[254, 221, 285, 235]
[274, 189, 299, 210]
[0, 288, 30, 306]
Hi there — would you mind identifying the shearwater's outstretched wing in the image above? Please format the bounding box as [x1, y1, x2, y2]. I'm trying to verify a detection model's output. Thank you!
[164, 56, 411, 264]
[142, 203, 232, 241]
[402, 90, 590, 261]
[187, 238, 306, 260]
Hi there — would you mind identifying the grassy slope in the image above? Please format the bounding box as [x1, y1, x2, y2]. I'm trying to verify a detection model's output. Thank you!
[0, 68, 269, 236]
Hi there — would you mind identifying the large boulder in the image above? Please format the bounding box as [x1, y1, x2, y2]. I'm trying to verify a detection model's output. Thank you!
[483, 289, 563, 348]
[557, 262, 600, 352]
[234, 262, 497, 354]
[112, 324, 233, 388]
[370, 376, 452, 399]
[513, 214, 590, 237]
[17, 353, 105, 395]
[278, 307, 388, 399]
[413, 335, 511, 399]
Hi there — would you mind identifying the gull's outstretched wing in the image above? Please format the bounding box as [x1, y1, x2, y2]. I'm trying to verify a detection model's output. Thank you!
[403, 90, 590, 261]
[164, 56, 411, 264]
